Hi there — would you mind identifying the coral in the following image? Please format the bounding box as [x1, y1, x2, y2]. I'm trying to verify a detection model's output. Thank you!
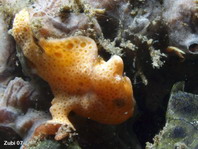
[27, 139, 81, 149]
[2, 77, 35, 111]
[0, 13, 16, 84]
[12, 9, 135, 140]
[0, 0, 31, 25]
[28, 139, 62, 149]
[163, 0, 198, 54]
[146, 82, 198, 149]
[25, 0, 102, 40]
[0, 77, 50, 148]
[149, 49, 167, 69]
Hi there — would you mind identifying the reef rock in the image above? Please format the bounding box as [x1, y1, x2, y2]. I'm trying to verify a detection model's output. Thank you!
[0, 13, 16, 84]
[0, 77, 50, 147]
[163, 0, 198, 54]
[146, 82, 198, 149]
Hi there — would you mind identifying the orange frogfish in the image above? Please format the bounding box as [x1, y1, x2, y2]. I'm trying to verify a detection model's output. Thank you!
[12, 9, 135, 140]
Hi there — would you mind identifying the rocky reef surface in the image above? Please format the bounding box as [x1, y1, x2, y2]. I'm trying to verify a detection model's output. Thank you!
[0, 0, 197, 149]
[146, 82, 198, 149]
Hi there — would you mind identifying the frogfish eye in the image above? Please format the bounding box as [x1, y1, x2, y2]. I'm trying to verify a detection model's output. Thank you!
[113, 98, 126, 108]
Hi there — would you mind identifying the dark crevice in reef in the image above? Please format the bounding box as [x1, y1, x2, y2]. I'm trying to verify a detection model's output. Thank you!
[97, 15, 120, 40]
[131, 54, 198, 147]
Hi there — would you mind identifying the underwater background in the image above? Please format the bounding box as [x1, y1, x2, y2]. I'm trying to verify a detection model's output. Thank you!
[0, 0, 198, 149]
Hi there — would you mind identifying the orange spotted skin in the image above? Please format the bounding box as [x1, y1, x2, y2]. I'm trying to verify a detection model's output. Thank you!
[12, 9, 135, 134]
